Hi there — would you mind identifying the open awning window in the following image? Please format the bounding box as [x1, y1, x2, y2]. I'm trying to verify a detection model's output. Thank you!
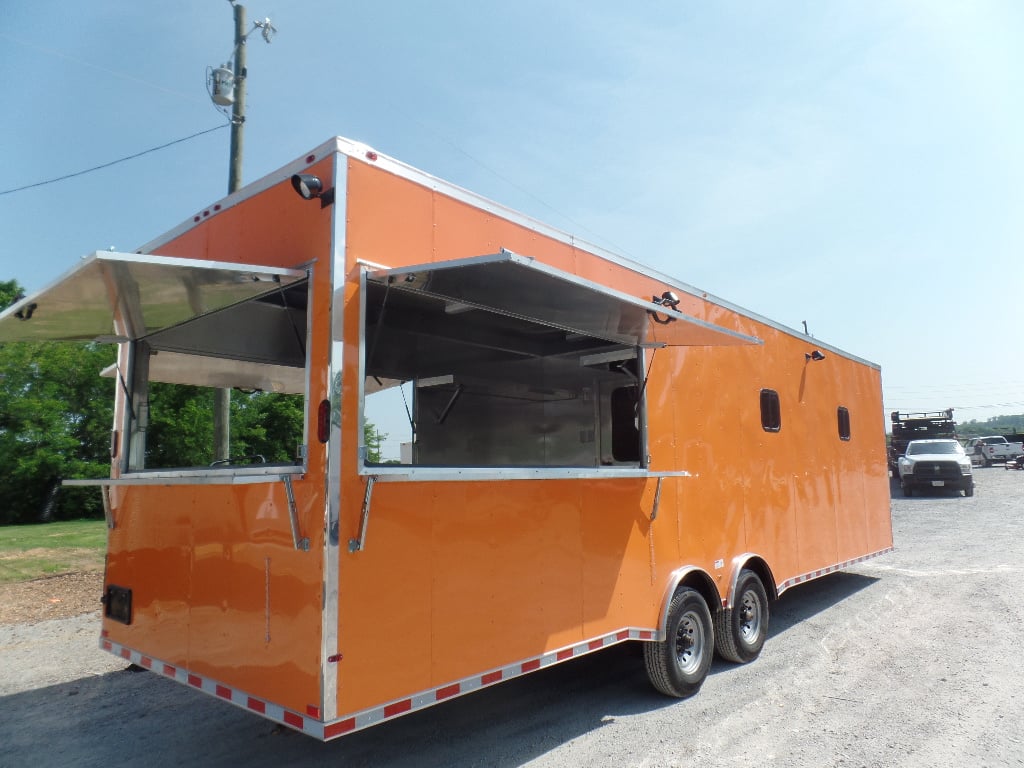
[367, 250, 761, 350]
[0, 251, 306, 344]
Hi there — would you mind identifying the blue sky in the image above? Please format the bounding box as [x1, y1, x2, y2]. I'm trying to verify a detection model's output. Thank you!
[3, 1, 1023, 450]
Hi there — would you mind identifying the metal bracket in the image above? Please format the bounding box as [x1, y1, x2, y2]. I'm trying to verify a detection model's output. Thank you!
[102, 486, 115, 530]
[650, 476, 664, 521]
[349, 475, 376, 553]
[282, 475, 309, 551]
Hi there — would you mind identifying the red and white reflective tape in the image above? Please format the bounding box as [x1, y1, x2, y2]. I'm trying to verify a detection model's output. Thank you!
[776, 547, 895, 595]
[99, 637, 325, 736]
[100, 626, 656, 741]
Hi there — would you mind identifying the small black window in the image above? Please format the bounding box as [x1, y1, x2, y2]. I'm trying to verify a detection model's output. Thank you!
[837, 406, 851, 441]
[760, 389, 781, 432]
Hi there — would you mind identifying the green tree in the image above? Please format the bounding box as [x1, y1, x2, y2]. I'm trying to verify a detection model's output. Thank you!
[0, 341, 116, 523]
[0, 279, 22, 309]
[363, 421, 386, 464]
[0, 280, 117, 522]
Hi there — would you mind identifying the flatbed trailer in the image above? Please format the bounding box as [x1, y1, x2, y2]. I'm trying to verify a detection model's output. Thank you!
[0, 137, 893, 740]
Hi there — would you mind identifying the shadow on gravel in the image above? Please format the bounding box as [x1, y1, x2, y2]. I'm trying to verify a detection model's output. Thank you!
[0, 641, 694, 768]
[769, 571, 879, 639]
[0, 578, 883, 767]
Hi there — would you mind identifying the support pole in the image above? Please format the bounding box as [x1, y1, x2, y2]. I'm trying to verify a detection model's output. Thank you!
[214, 1, 247, 462]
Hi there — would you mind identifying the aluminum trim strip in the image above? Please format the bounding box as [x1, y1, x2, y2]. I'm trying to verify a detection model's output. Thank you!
[357, 468, 691, 482]
[63, 468, 304, 487]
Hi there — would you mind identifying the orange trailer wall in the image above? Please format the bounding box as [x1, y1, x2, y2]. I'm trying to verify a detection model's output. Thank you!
[329, 156, 891, 716]
[100, 157, 338, 715]
[91, 142, 891, 731]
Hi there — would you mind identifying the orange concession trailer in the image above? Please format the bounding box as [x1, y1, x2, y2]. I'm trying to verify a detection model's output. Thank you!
[0, 137, 893, 740]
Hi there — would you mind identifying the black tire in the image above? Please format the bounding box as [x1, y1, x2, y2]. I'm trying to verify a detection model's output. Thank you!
[714, 570, 770, 663]
[902, 481, 913, 497]
[644, 587, 714, 698]
[964, 484, 974, 497]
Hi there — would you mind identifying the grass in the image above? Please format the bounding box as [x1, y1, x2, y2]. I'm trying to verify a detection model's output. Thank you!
[0, 519, 106, 584]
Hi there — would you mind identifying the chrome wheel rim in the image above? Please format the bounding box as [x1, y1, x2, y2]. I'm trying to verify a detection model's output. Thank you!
[674, 610, 706, 675]
[737, 589, 763, 645]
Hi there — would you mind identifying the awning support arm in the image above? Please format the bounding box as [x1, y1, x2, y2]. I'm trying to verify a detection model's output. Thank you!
[282, 474, 309, 551]
[349, 475, 376, 553]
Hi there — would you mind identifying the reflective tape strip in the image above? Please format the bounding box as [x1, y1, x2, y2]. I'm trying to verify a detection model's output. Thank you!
[318, 626, 656, 741]
[776, 547, 895, 595]
[98, 638, 326, 739]
[100, 626, 656, 742]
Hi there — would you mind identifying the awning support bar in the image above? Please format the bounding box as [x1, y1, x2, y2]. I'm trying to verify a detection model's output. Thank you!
[349, 475, 376, 553]
[282, 474, 309, 551]
[650, 477, 664, 521]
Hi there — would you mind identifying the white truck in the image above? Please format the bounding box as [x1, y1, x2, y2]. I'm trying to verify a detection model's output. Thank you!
[964, 436, 1024, 467]
[898, 439, 974, 497]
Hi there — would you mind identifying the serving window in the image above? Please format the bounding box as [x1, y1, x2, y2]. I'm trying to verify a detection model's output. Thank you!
[0, 251, 309, 475]
[359, 250, 760, 473]
[121, 277, 310, 471]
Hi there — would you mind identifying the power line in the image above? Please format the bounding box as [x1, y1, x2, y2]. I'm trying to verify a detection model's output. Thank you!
[0, 124, 229, 197]
[0, 32, 209, 107]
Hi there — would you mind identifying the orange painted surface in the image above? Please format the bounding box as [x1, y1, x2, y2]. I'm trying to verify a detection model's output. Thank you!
[100, 145, 891, 726]
[103, 481, 325, 713]
[332, 155, 891, 715]
[101, 155, 337, 714]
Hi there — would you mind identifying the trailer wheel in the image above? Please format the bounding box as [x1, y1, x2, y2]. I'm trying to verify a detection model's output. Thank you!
[644, 587, 714, 698]
[714, 570, 769, 663]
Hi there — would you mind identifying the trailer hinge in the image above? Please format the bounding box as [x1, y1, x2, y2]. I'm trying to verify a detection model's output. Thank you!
[282, 475, 309, 551]
[349, 475, 377, 553]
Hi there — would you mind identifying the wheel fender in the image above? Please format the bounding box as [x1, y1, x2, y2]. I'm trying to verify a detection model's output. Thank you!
[725, 554, 778, 609]
[655, 566, 721, 641]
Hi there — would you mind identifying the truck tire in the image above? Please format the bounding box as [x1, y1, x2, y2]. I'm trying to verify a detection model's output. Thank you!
[644, 587, 714, 698]
[714, 570, 769, 663]
[902, 482, 913, 497]
[964, 484, 974, 497]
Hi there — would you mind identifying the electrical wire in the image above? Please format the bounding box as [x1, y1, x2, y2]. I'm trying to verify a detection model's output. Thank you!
[0, 124, 229, 197]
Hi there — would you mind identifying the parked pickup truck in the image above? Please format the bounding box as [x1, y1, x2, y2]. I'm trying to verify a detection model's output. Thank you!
[898, 439, 974, 497]
[964, 435, 1024, 467]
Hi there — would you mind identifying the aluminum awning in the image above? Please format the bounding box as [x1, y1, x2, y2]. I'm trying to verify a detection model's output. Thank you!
[367, 250, 760, 348]
[0, 251, 306, 343]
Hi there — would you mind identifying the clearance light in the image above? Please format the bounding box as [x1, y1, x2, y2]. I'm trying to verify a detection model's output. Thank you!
[317, 399, 331, 443]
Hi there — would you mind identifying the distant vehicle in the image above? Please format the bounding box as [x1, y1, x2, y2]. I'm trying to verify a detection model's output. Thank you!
[1006, 455, 1024, 471]
[888, 410, 957, 474]
[963, 436, 1024, 467]
[898, 439, 974, 497]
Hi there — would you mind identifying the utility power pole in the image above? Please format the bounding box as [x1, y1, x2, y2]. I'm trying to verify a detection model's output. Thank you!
[211, 1, 275, 460]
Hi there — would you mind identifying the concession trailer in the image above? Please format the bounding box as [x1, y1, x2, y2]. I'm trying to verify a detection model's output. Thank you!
[0, 137, 893, 740]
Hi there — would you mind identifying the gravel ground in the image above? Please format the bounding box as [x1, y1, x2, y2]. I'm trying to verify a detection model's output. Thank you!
[1, 467, 1022, 767]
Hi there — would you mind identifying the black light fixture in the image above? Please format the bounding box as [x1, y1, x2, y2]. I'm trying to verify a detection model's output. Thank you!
[805, 350, 826, 362]
[290, 174, 335, 208]
[649, 290, 681, 325]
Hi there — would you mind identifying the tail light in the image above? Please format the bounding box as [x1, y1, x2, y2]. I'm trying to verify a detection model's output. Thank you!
[317, 399, 331, 443]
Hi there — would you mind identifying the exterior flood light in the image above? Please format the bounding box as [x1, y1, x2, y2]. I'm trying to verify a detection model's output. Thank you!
[649, 290, 681, 325]
[290, 174, 335, 208]
[291, 174, 324, 199]
[805, 350, 826, 362]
